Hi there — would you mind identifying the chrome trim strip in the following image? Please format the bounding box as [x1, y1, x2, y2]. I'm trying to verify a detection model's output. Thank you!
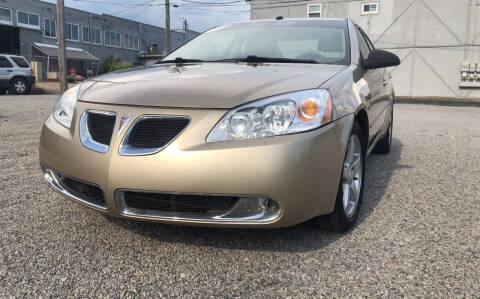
[117, 114, 131, 137]
[79, 110, 117, 153]
[115, 190, 282, 224]
[119, 115, 191, 156]
[41, 166, 108, 211]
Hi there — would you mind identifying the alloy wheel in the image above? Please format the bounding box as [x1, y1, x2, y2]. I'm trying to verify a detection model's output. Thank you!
[342, 134, 363, 218]
[14, 81, 26, 93]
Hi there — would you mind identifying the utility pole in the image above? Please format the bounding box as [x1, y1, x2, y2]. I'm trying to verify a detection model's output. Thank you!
[56, 0, 68, 92]
[165, 0, 171, 55]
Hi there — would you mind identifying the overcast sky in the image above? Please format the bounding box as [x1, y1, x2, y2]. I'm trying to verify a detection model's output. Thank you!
[43, 0, 251, 33]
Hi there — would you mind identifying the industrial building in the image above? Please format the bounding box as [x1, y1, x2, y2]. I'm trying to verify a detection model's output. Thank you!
[250, 0, 480, 99]
[0, 0, 199, 81]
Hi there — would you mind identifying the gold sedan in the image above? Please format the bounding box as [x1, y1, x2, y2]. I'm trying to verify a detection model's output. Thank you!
[40, 18, 400, 231]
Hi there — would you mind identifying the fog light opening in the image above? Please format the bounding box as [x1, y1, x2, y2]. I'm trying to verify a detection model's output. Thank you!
[263, 198, 280, 212]
[43, 167, 54, 184]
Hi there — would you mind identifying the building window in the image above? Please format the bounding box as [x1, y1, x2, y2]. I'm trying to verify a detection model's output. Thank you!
[124, 33, 139, 50]
[0, 7, 12, 25]
[307, 3, 322, 18]
[82, 26, 89, 42]
[65, 22, 79, 41]
[44, 18, 56, 38]
[105, 30, 121, 47]
[83, 26, 101, 44]
[17, 10, 40, 29]
[361, 2, 379, 15]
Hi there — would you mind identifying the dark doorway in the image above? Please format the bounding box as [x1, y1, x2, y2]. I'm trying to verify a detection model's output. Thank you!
[0, 25, 20, 55]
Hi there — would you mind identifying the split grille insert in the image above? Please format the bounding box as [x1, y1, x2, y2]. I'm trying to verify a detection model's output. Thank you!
[127, 117, 190, 149]
[87, 112, 116, 145]
[121, 191, 238, 216]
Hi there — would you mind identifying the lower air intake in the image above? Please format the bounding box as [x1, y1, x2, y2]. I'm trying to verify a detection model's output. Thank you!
[121, 191, 238, 216]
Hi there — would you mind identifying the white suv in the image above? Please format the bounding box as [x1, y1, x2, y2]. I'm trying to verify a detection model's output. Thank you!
[0, 54, 35, 95]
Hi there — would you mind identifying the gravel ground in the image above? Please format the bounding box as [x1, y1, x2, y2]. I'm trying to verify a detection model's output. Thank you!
[0, 95, 479, 297]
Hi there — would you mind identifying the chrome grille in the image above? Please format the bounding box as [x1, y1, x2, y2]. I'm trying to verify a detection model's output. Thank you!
[79, 110, 116, 153]
[120, 115, 190, 155]
[87, 112, 116, 145]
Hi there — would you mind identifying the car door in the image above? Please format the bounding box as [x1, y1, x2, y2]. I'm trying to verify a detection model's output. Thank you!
[361, 29, 391, 136]
[355, 27, 384, 145]
[0, 56, 14, 89]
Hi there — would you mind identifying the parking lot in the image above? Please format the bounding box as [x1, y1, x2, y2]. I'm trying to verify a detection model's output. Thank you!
[0, 95, 479, 297]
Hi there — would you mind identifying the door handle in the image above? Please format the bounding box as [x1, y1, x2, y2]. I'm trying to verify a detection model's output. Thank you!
[382, 79, 388, 87]
[7, 70, 12, 73]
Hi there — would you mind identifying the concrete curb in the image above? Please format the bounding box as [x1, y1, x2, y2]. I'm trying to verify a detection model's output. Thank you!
[396, 97, 480, 107]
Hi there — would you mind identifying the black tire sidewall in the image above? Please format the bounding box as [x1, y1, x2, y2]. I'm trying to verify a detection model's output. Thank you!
[388, 107, 393, 149]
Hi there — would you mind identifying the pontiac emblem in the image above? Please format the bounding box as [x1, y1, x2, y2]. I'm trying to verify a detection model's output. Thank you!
[118, 114, 131, 136]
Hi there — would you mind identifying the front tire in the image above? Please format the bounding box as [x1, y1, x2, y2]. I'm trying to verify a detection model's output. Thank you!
[311, 121, 366, 232]
[10, 78, 30, 95]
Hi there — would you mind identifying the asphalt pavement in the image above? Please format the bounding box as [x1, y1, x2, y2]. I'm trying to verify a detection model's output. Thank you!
[0, 95, 479, 297]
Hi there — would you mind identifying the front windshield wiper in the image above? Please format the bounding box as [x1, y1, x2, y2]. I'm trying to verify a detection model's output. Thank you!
[214, 55, 319, 64]
[157, 57, 204, 64]
[157, 56, 320, 65]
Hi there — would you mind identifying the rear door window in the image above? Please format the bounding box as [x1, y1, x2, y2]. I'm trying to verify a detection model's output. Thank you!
[11, 57, 30, 68]
[0, 56, 13, 68]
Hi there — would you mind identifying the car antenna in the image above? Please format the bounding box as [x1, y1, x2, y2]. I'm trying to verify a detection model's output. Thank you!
[276, 16, 283, 20]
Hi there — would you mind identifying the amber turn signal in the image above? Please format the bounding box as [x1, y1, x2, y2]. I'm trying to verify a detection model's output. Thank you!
[298, 98, 319, 122]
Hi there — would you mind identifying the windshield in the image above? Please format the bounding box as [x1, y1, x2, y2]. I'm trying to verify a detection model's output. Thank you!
[162, 20, 351, 65]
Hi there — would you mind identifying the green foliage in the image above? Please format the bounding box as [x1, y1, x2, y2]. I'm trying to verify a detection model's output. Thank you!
[98, 55, 134, 75]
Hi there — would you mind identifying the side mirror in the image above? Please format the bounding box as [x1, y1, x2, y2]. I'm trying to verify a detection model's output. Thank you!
[362, 49, 400, 70]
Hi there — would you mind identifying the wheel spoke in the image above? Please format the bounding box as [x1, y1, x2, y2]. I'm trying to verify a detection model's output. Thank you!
[350, 154, 360, 169]
[347, 138, 355, 162]
[350, 181, 359, 202]
[342, 183, 350, 210]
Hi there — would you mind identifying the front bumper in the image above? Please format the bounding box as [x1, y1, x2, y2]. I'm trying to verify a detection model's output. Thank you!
[39, 102, 353, 228]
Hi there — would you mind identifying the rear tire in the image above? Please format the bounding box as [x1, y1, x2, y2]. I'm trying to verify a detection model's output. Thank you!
[311, 121, 366, 232]
[373, 106, 393, 154]
[9, 78, 30, 95]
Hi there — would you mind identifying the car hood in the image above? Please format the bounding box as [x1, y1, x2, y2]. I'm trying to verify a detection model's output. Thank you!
[79, 63, 346, 109]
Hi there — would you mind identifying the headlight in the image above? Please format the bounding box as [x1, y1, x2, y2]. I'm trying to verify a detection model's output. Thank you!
[207, 89, 333, 142]
[53, 84, 80, 128]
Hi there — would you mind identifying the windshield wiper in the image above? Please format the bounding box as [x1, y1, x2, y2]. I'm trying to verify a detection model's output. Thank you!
[157, 57, 204, 64]
[214, 55, 318, 64]
[157, 56, 320, 65]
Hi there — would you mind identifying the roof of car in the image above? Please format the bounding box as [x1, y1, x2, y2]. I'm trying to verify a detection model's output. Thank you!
[0, 53, 25, 58]
[233, 17, 348, 25]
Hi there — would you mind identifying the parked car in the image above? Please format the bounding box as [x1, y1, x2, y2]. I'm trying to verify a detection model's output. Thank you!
[0, 54, 35, 95]
[39, 18, 400, 232]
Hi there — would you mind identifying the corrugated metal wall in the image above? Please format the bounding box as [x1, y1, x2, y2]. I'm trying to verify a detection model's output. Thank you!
[251, 0, 480, 99]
